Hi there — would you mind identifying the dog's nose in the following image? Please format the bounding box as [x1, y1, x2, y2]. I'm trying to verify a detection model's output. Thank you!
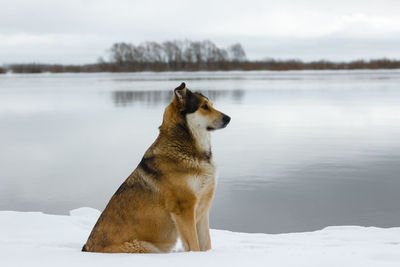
[222, 115, 231, 126]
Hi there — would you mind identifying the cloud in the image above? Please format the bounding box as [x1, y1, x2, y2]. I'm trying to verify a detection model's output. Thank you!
[1, 0, 400, 64]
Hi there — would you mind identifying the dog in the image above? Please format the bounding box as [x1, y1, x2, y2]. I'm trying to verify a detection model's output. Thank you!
[82, 82, 230, 253]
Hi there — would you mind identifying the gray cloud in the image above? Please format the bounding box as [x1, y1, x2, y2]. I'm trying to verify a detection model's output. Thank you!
[1, 0, 400, 64]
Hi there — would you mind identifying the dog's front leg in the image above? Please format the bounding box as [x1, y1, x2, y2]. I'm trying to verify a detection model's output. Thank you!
[171, 208, 200, 252]
[196, 212, 211, 251]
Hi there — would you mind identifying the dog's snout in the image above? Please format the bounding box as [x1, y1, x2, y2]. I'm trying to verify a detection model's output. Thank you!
[222, 114, 231, 126]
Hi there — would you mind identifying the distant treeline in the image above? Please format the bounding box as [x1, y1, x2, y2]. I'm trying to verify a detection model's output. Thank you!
[2, 40, 400, 73]
[0, 66, 7, 73]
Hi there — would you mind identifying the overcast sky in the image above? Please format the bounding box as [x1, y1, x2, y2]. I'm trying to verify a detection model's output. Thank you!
[1, 0, 400, 64]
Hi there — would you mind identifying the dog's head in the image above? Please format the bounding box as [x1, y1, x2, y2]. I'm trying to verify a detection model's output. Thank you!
[173, 82, 230, 131]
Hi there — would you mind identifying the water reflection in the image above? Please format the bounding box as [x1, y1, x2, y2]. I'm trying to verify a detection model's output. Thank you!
[112, 90, 171, 107]
[1, 71, 400, 234]
[212, 156, 400, 233]
[112, 89, 245, 107]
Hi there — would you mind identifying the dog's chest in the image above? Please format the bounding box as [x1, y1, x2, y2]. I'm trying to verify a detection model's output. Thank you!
[187, 171, 216, 196]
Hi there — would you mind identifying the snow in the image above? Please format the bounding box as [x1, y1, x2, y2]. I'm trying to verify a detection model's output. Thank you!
[1, 208, 399, 267]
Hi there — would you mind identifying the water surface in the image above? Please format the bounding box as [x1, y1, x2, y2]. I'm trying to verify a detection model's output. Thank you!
[1, 70, 400, 233]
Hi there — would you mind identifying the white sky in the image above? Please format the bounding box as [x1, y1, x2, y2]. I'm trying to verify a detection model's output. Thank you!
[1, 0, 400, 64]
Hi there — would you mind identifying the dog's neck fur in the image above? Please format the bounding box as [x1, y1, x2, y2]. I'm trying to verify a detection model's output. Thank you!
[160, 103, 212, 157]
[187, 119, 211, 154]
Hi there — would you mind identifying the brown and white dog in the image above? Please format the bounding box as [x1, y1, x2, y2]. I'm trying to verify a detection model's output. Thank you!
[82, 82, 230, 253]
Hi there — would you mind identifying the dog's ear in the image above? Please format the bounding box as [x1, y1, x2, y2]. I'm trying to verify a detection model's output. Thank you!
[174, 82, 187, 104]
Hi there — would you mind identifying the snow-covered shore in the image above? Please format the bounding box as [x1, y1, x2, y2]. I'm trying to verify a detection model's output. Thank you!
[1, 208, 399, 267]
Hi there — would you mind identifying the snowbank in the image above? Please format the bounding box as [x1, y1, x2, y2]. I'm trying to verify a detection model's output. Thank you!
[0, 208, 399, 267]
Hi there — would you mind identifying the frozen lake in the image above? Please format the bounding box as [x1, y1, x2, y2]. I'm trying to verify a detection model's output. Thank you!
[1, 70, 400, 234]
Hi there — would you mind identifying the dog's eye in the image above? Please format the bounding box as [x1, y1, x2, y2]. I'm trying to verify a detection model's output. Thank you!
[202, 104, 209, 110]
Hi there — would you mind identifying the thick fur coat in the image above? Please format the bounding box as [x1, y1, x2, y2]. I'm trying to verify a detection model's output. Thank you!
[82, 83, 230, 253]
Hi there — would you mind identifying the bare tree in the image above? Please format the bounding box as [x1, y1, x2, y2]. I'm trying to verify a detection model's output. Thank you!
[162, 40, 183, 69]
[228, 43, 246, 62]
[108, 40, 246, 70]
